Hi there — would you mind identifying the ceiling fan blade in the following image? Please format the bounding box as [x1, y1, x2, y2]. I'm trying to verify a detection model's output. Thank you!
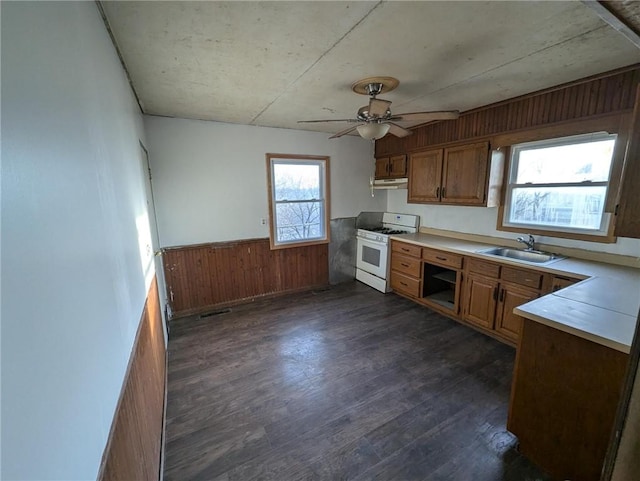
[329, 125, 359, 139]
[386, 122, 413, 138]
[369, 98, 392, 117]
[298, 119, 357, 123]
[389, 110, 460, 122]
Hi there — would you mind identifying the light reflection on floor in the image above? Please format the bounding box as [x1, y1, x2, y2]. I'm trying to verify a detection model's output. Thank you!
[278, 327, 327, 385]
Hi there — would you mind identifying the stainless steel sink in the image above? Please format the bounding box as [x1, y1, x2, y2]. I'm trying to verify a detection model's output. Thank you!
[478, 247, 565, 264]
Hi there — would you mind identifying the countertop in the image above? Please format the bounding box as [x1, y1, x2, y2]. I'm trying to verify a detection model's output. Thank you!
[391, 233, 640, 353]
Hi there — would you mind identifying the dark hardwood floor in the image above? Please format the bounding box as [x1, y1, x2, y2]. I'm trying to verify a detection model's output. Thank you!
[164, 281, 552, 481]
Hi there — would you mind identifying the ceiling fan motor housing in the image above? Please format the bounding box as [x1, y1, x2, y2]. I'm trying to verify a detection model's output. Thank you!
[357, 104, 390, 121]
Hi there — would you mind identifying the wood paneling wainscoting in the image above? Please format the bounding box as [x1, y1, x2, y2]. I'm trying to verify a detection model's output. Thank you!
[163, 238, 329, 318]
[99, 276, 166, 481]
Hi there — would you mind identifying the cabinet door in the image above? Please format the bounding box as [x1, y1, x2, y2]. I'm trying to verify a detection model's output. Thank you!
[463, 274, 498, 329]
[441, 142, 489, 205]
[408, 149, 442, 203]
[375, 157, 389, 179]
[389, 154, 407, 178]
[495, 285, 538, 342]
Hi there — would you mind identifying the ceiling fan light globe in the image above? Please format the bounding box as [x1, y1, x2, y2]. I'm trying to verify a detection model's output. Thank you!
[357, 123, 390, 140]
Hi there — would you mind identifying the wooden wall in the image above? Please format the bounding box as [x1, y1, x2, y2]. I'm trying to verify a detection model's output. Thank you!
[376, 66, 640, 156]
[163, 238, 329, 318]
[99, 277, 166, 481]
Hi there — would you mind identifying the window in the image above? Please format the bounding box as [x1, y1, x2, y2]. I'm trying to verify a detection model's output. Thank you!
[501, 132, 617, 237]
[266, 154, 330, 249]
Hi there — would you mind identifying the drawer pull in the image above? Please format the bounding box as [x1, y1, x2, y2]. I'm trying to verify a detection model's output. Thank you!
[401, 263, 410, 267]
[400, 282, 408, 287]
[436, 256, 447, 261]
[402, 248, 410, 252]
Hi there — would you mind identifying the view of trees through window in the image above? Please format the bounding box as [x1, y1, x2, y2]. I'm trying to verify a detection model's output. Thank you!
[506, 135, 616, 232]
[272, 161, 325, 243]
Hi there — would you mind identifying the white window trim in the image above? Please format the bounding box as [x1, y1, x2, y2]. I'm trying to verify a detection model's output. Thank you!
[502, 132, 617, 237]
[266, 154, 330, 250]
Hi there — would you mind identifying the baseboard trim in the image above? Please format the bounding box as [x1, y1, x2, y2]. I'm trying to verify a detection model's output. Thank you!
[170, 283, 330, 320]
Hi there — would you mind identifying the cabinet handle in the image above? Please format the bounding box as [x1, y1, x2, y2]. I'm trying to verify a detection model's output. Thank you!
[436, 186, 440, 198]
[400, 282, 408, 287]
[441, 187, 446, 198]
[401, 263, 410, 267]
[493, 287, 498, 301]
[436, 256, 447, 261]
[499, 288, 505, 302]
[402, 247, 410, 252]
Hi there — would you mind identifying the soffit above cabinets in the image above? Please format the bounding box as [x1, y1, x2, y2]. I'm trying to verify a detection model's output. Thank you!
[101, 1, 640, 136]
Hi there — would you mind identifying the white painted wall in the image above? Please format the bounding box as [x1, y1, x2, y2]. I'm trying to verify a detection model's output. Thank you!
[1, 2, 153, 480]
[144, 116, 386, 247]
[387, 190, 640, 257]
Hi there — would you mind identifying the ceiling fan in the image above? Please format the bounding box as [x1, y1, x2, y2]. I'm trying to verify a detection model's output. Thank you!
[298, 76, 460, 140]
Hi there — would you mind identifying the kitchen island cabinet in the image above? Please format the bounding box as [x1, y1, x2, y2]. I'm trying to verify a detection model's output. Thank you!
[508, 319, 628, 481]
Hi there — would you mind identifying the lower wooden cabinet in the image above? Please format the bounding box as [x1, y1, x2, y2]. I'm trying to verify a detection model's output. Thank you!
[390, 241, 422, 299]
[464, 274, 498, 330]
[550, 274, 581, 292]
[390, 242, 555, 346]
[462, 260, 544, 344]
[494, 284, 538, 342]
[390, 271, 421, 298]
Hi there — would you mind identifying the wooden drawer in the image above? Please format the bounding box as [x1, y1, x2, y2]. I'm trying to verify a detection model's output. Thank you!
[501, 266, 543, 290]
[391, 271, 421, 298]
[550, 275, 580, 292]
[422, 248, 463, 269]
[392, 241, 422, 258]
[391, 253, 421, 278]
[467, 258, 500, 278]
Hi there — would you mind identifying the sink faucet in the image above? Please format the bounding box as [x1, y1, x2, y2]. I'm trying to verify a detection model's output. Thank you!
[517, 234, 535, 251]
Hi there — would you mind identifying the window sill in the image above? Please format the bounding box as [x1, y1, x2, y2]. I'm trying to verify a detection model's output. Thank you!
[269, 238, 330, 250]
[496, 223, 616, 244]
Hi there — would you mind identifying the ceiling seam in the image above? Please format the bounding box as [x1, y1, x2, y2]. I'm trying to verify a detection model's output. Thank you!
[582, 0, 640, 49]
[249, 0, 385, 125]
[396, 24, 612, 109]
[95, 0, 144, 114]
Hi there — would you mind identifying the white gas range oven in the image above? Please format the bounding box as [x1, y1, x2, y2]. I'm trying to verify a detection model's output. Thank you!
[355, 212, 419, 293]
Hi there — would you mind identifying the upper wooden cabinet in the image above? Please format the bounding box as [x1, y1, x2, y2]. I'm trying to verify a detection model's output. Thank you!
[407, 149, 442, 203]
[375, 154, 407, 179]
[441, 142, 490, 205]
[408, 141, 502, 206]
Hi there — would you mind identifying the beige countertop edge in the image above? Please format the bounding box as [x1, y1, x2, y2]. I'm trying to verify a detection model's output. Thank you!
[390, 232, 640, 351]
[514, 301, 634, 354]
[390, 233, 638, 280]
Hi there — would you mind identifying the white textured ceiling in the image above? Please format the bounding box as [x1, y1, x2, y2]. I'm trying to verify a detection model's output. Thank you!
[102, 1, 640, 136]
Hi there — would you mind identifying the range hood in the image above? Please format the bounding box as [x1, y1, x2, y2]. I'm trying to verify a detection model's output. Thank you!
[372, 177, 408, 189]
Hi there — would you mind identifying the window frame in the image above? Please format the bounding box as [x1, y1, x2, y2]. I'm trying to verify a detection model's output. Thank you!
[497, 129, 625, 243]
[266, 153, 330, 250]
